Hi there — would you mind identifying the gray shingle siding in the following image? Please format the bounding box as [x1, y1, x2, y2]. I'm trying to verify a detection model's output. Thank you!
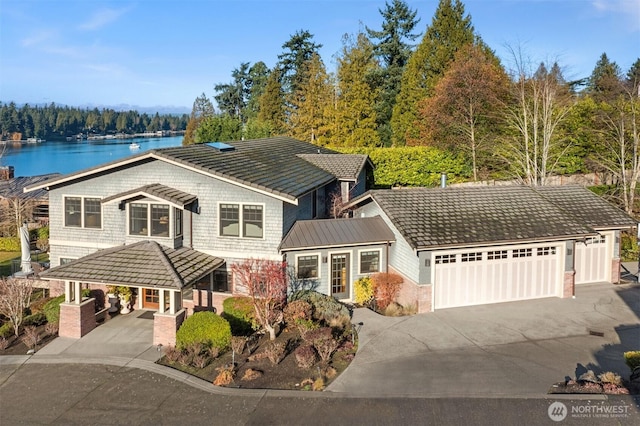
[355, 201, 421, 283]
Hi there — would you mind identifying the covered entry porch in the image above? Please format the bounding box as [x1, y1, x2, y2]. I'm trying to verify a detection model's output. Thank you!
[39, 240, 225, 346]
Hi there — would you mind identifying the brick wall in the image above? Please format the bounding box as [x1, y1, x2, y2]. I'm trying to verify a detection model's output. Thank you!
[153, 309, 186, 347]
[58, 298, 96, 338]
[611, 258, 621, 284]
[563, 270, 576, 298]
[390, 266, 432, 313]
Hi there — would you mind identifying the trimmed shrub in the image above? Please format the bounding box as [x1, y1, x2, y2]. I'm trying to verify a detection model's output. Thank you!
[263, 340, 287, 365]
[294, 344, 317, 369]
[0, 237, 20, 251]
[23, 312, 47, 327]
[353, 277, 374, 306]
[290, 290, 350, 330]
[283, 300, 311, 326]
[29, 297, 52, 314]
[0, 323, 14, 338]
[43, 295, 65, 324]
[221, 296, 257, 336]
[371, 272, 403, 311]
[624, 351, 640, 372]
[176, 311, 231, 352]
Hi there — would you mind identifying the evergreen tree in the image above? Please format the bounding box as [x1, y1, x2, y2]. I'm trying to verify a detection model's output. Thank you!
[288, 53, 332, 144]
[183, 93, 215, 145]
[277, 30, 323, 96]
[390, 0, 475, 146]
[626, 58, 640, 96]
[586, 53, 624, 102]
[246, 61, 270, 120]
[257, 67, 287, 135]
[215, 62, 250, 123]
[329, 32, 381, 148]
[366, 0, 421, 146]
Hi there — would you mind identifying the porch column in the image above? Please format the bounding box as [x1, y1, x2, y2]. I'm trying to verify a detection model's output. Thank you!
[169, 290, 176, 314]
[74, 281, 82, 303]
[64, 280, 72, 303]
[158, 289, 166, 313]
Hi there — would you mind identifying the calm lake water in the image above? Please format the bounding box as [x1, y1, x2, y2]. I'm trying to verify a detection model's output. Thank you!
[1, 136, 184, 177]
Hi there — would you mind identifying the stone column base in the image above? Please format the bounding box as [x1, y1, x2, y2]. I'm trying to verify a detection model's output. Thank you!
[563, 271, 575, 298]
[153, 309, 186, 347]
[59, 298, 96, 339]
[611, 258, 621, 284]
[417, 284, 433, 313]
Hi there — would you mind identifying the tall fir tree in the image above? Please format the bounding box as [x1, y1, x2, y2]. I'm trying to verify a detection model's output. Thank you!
[366, 0, 421, 146]
[277, 30, 323, 96]
[390, 0, 475, 146]
[288, 53, 332, 144]
[257, 67, 287, 136]
[183, 93, 215, 145]
[586, 53, 624, 102]
[329, 32, 382, 147]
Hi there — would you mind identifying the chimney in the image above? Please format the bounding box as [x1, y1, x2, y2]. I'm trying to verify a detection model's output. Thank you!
[440, 172, 447, 188]
[0, 166, 14, 180]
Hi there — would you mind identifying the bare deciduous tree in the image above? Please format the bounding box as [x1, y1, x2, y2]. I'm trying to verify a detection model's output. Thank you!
[230, 258, 288, 341]
[0, 277, 34, 337]
[500, 47, 573, 186]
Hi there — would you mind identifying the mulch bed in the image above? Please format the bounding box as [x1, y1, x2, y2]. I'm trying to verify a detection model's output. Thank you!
[0, 324, 58, 356]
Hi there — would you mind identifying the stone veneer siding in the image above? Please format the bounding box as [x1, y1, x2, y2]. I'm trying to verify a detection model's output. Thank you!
[58, 298, 97, 338]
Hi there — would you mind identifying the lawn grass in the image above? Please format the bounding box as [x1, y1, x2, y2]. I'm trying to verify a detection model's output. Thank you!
[0, 251, 20, 277]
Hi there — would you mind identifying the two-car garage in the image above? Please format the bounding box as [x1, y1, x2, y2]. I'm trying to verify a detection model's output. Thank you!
[433, 242, 563, 310]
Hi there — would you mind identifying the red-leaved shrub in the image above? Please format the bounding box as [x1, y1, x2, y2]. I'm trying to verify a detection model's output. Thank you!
[371, 272, 403, 311]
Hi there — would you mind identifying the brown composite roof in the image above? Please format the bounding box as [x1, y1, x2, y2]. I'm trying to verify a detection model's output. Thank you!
[350, 186, 601, 250]
[279, 216, 395, 251]
[25, 137, 343, 203]
[534, 185, 637, 230]
[297, 154, 370, 181]
[101, 183, 197, 208]
[40, 240, 224, 289]
[0, 173, 60, 201]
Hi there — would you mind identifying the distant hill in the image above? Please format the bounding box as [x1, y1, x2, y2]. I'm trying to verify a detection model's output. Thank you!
[9, 102, 190, 116]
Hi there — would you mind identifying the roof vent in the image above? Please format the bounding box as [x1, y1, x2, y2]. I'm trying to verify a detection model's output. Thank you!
[206, 142, 235, 152]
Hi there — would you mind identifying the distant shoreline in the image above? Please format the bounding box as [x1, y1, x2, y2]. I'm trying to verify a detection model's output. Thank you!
[1, 131, 185, 145]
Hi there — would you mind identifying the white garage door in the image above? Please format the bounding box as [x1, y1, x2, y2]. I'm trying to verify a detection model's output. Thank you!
[434, 244, 561, 309]
[575, 235, 609, 284]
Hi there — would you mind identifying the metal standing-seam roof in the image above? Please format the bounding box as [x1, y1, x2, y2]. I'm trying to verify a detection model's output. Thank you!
[349, 186, 601, 251]
[534, 185, 637, 230]
[280, 216, 396, 251]
[39, 240, 225, 289]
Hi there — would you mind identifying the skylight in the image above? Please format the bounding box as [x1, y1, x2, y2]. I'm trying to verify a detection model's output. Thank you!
[206, 142, 235, 152]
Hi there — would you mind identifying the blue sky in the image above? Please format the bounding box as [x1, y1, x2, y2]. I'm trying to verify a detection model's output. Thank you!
[1, 0, 638, 112]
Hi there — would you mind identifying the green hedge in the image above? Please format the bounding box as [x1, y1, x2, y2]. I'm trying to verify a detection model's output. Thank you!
[176, 311, 231, 351]
[0, 237, 20, 252]
[0, 322, 14, 338]
[221, 296, 257, 336]
[43, 295, 65, 324]
[329, 146, 471, 188]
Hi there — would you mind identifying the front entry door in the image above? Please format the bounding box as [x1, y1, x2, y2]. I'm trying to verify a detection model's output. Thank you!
[143, 289, 159, 310]
[331, 253, 350, 299]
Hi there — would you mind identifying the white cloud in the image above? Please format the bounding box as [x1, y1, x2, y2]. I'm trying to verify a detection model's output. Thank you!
[78, 6, 131, 31]
[592, 0, 640, 31]
[21, 30, 56, 47]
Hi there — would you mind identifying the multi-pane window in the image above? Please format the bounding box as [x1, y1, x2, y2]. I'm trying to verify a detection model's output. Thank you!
[512, 248, 533, 258]
[84, 198, 101, 228]
[220, 204, 240, 236]
[461, 252, 482, 262]
[586, 235, 606, 245]
[537, 246, 557, 256]
[297, 255, 319, 279]
[64, 197, 82, 227]
[65, 196, 101, 228]
[487, 250, 508, 260]
[129, 203, 148, 235]
[151, 204, 169, 237]
[174, 208, 183, 237]
[243, 205, 263, 238]
[435, 254, 456, 264]
[359, 250, 380, 273]
[219, 203, 263, 238]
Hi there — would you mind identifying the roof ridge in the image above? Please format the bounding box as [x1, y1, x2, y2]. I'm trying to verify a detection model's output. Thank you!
[149, 241, 184, 288]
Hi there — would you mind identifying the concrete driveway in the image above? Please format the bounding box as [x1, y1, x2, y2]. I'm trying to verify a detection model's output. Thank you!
[327, 282, 640, 397]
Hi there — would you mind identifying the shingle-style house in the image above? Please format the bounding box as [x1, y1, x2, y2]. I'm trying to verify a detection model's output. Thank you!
[25, 137, 372, 345]
[345, 185, 637, 312]
[24, 136, 636, 345]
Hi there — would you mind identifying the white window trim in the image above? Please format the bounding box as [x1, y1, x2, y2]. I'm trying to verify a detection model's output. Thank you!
[217, 201, 266, 240]
[294, 252, 322, 280]
[327, 249, 352, 300]
[63, 195, 103, 230]
[58, 257, 77, 266]
[126, 200, 175, 239]
[357, 248, 382, 275]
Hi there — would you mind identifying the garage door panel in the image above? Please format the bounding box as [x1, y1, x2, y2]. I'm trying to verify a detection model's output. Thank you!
[575, 236, 608, 284]
[435, 245, 560, 310]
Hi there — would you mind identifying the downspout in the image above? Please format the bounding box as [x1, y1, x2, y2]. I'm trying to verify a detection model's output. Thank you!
[190, 209, 193, 249]
[385, 241, 390, 273]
